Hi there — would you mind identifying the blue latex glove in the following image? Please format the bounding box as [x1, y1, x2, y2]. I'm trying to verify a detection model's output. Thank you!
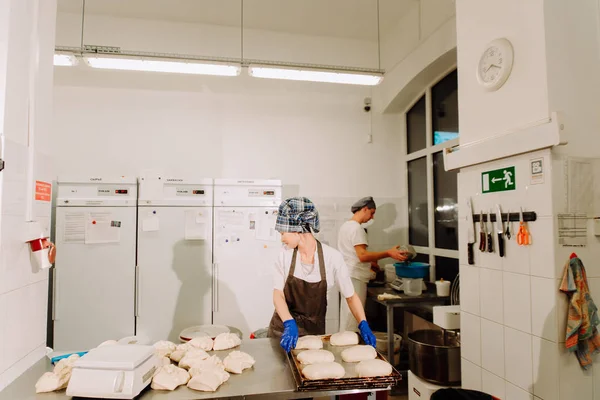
[280, 319, 299, 352]
[358, 320, 377, 348]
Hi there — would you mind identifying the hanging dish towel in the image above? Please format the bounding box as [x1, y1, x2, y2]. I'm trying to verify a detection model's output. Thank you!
[559, 253, 600, 369]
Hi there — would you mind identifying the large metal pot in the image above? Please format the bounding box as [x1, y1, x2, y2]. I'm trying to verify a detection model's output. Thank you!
[407, 329, 461, 385]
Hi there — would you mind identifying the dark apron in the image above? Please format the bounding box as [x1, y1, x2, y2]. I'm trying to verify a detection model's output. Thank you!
[267, 240, 328, 338]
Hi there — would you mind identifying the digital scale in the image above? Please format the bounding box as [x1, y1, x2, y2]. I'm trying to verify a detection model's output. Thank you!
[66, 345, 160, 399]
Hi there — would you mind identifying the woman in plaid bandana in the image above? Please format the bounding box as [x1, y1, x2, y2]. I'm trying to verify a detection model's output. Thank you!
[267, 197, 377, 353]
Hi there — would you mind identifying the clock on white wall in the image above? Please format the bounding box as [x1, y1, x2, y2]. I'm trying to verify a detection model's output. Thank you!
[476, 38, 514, 91]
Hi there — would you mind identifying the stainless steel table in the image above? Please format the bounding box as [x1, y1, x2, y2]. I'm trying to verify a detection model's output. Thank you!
[0, 339, 389, 400]
[367, 286, 450, 364]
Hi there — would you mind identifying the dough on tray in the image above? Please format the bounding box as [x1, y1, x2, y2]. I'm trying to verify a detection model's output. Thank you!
[330, 331, 359, 346]
[297, 350, 335, 365]
[223, 351, 256, 374]
[341, 345, 377, 363]
[188, 335, 214, 351]
[355, 359, 393, 377]
[151, 365, 190, 391]
[296, 335, 323, 350]
[187, 370, 227, 392]
[189, 364, 230, 384]
[179, 349, 210, 370]
[153, 340, 177, 358]
[213, 333, 242, 351]
[302, 362, 345, 380]
[170, 343, 191, 363]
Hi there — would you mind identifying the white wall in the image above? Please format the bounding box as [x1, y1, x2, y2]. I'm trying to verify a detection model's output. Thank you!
[0, 0, 57, 391]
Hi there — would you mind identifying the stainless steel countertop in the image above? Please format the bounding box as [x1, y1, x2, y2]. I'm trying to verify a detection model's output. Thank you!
[0, 339, 388, 400]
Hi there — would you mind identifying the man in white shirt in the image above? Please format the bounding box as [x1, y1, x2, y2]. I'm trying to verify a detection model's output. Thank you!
[338, 196, 408, 331]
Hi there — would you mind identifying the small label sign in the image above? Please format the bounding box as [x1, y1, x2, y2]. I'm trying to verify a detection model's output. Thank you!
[482, 166, 516, 193]
[530, 158, 544, 185]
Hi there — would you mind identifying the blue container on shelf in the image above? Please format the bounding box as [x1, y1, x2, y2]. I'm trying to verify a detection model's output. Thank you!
[394, 262, 430, 279]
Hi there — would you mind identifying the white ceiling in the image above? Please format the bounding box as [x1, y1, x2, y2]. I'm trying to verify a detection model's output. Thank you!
[57, 0, 417, 41]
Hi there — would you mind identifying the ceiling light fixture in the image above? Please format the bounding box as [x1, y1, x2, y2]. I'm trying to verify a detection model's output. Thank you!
[247, 65, 383, 86]
[54, 54, 78, 67]
[83, 56, 241, 77]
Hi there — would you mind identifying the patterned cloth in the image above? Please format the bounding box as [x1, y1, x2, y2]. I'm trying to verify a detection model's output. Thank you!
[559, 254, 600, 369]
[275, 197, 320, 233]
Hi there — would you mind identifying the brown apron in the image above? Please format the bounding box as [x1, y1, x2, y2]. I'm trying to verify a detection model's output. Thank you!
[268, 240, 328, 338]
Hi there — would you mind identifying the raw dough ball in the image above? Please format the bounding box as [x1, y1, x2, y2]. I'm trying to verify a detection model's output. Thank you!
[189, 335, 214, 351]
[35, 372, 70, 393]
[187, 370, 226, 392]
[188, 355, 224, 372]
[160, 356, 172, 366]
[355, 359, 393, 377]
[179, 349, 210, 370]
[296, 335, 323, 350]
[153, 340, 177, 358]
[53, 354, 79, 376]
[341, 345, 377, 363]
[302, 362, 345, 380]
[97, 339, 118, 347]
[213, 333, 241, 351]
[330, 331, 359, 346]
[297, 350, 335, 365]
[189, 364, 230, 384]
[151, 365, 190, 391]
[223, 351, 256, 374]
[170, 343, 191, 363]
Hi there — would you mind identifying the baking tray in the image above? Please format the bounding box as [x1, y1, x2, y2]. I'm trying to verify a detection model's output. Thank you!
[287, 335, 402, 392]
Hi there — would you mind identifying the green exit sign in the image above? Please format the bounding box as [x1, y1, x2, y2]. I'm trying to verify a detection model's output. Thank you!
[482, 166, 516, 193]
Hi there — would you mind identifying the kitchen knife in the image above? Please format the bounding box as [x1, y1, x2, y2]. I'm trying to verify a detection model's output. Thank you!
[496, 205, 505, 257]
[479, 211, 486, 252]
[466, 199, 475, 265]
[487, 211, 493, 253]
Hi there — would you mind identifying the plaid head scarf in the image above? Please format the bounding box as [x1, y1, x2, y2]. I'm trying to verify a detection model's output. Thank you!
[275, 197, 320, 234]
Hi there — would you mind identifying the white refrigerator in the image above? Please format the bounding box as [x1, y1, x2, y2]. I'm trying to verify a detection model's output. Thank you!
[212, 179, 282, 338]
[54, 177, 137, 350]
[136, 176, 213, 343]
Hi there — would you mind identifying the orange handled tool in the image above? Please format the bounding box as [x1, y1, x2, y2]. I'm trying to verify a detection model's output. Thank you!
[517, 208, 530, 246]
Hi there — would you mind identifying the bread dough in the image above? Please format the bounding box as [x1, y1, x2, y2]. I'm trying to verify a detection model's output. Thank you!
[223, 351, 256, 374]
[97, 339, 118, 347]
[151, 365, 190, 391]
[355, 359, 393, 377]
[189, 335, 214, 351]
[341, 345, 377, 363]
[297, 350, 335, 365]
[153, 340, 177, 358]
[160, 356, 172, 366]
[330, 331, 359, 346]
[213, 333, 241, 351]
[188, 355, 224, 371]
[170, 343, 191, 363]
[35, 372, 70, 393]
[189, 355, 230, 385]
[187, 370, 226, 392]
[296, 335, 323, 350]
[53, 354, 79, 376]
[302, 362, 345, 380]
[179, 349, 210, 370]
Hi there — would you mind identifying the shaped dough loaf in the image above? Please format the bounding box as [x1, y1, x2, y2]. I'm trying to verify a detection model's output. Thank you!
[151, 365, 190, 391]
[97, 339, 118, 347]
[53, 354, 80, 376]
[296, 335, 323, 350]
[189, 335, 214, 351]
[223, 351, 256, 374]
[170, 343, 191, 363]
[355, 359, 393, 377]
[189, 362, 230, 384]
[35, 372, 70, 393]
[302, 362, 345, 380]
[153, 340, 177, 358]
[213, 333, 241, 351]
[188, 355, 224, 371]
[330, 331, 359, 346]
[179, 349, 210, 370]
[341, 345, 377, 363]
[297, 350, 335, 365]
[187, 370, 226, 392]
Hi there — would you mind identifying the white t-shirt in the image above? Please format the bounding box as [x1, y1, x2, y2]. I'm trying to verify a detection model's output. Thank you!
[273, 243, 355, 299]
[337, 220, 372, 283]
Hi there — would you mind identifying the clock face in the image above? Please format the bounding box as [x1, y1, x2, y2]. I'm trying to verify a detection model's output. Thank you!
[477, 38, 514, 91]
[478, 46, 504, 84]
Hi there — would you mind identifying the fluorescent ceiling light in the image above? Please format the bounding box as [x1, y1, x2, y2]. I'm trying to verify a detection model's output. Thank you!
[54, 54, 78, 67]
[84, 56, 240, 76]
[248, 65, 383, 86]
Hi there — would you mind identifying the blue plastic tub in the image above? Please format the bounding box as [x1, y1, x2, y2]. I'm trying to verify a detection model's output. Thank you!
[394, 262, 430, 279]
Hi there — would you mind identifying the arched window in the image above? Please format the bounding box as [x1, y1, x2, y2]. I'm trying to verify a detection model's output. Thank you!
[405, 69, 459, 282]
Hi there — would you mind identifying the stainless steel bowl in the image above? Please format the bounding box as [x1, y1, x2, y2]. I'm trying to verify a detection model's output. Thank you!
[407, 329, 461, 385]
